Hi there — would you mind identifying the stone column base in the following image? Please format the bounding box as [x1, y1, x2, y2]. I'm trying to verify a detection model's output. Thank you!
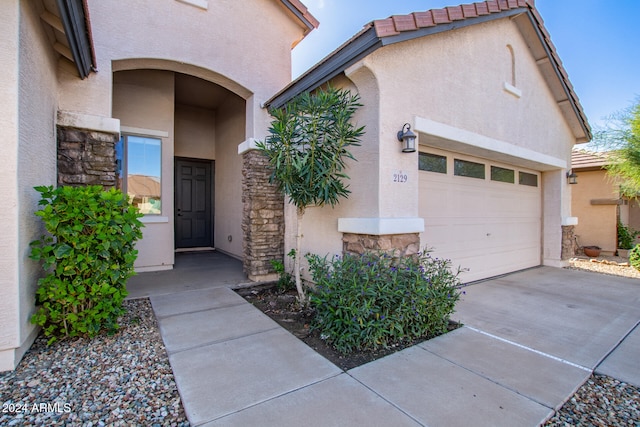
[342, 232, 420, 258]
[561, 225, 578, 259]
[241, 149, 284, 279]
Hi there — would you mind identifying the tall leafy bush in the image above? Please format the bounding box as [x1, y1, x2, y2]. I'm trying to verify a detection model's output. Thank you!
[306, 251, 463, 354]
[630, 244, 640, 271]
[30, 185, 144, 343]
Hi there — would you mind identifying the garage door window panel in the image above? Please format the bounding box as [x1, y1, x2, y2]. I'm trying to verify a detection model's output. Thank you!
[491, 166, 515, 183]
[454, 159, 485, 179]
[419, 152, 447, 173]
[519, 171, 538, 187]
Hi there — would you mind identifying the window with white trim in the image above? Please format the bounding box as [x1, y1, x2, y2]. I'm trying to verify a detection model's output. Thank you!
[116, 135, 162, 214]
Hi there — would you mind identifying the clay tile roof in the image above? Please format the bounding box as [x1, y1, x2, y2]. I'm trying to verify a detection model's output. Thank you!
[461, 4, 479, 18]
[373, 19, 399, 38]
[268, 0, 591, 142]
[413, 11, 436, 27]
[571, 150, 610, 170]
[371, 0, 530, 37]
[431, 8, 451, 24]
[392, 14, 418, 32]
[446, 6, 465, 21]
[475, 2, 490, 15]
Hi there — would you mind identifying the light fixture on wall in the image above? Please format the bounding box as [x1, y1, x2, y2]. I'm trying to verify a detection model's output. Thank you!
[566, 170, 578, 185]
[397, 123, 416, 153]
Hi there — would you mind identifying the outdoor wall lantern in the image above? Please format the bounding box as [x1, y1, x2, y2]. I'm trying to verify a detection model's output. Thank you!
[566, 170, 578, 185]
[397, 123, 416, 153]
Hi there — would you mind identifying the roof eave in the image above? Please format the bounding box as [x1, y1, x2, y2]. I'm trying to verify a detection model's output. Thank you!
[279, 0, 319, 37]
[519, 10, 592, 141]
[56, 0, 96, 79]
[266, 26, 380, 109]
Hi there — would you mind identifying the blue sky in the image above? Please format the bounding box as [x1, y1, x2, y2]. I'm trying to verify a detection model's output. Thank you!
[292, 1, 640, 133]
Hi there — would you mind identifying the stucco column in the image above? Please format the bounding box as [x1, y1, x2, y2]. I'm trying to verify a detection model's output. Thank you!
[543, 169, 576, 266]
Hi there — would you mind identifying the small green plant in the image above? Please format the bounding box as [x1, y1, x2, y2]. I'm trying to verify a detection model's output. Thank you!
[270, 249, 296, 292]
[630, 244, 640, 271]
[30, 185, 144, 344]
[306, 250, 463, 354]
[617, 221, 640, 249]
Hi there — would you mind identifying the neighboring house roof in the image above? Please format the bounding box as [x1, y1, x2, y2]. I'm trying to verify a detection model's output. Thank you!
[571, 150, 611, 171]
[266, 0, 592, 142]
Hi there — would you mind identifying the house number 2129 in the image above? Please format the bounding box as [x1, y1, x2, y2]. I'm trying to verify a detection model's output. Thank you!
[393, 171, 408, 183]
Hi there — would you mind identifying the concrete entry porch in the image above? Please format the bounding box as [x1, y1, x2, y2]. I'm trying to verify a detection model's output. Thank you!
[126, 251, 247, 299]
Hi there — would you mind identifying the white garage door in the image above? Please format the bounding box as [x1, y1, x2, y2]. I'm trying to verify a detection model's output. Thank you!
[419, 149, 541, 283]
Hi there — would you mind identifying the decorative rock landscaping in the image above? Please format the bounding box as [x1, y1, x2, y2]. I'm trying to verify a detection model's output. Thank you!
[0, 299, 188, 426]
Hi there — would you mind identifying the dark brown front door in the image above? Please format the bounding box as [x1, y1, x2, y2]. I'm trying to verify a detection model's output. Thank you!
[175, 158, 213, 248]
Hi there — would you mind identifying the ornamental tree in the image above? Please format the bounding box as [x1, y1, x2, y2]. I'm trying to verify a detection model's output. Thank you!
[596, 99, 640, 197]
[256, 86, 365, 302]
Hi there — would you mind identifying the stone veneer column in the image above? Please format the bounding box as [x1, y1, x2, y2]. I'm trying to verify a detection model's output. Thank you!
[561, 225, 578, 259]
[57, 126, 119, 188]
[342, 232, 420, 258]
[241, 149, 284, 281]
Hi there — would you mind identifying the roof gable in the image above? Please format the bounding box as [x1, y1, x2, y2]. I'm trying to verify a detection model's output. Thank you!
[267, 0, 591, 142]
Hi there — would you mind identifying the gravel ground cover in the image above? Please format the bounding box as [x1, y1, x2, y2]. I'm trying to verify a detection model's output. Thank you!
[1, 259, 638, 426]
[544, 375, 639, 426]
[567, 255, 640, 279]
[0, 299, 188, 427]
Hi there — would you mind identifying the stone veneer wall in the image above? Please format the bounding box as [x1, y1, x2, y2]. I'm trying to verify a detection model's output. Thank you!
[561, 225, 578, 259]
[57, 126, 118, 188]
[241, 150, 284, 280]
[343, 232, 420, 258]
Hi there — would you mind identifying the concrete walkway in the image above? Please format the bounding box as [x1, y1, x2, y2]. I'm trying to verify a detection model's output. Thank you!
[129, 258, 640, 426]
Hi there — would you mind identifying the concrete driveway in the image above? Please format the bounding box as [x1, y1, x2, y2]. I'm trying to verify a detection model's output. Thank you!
[453, 266, 640, 384]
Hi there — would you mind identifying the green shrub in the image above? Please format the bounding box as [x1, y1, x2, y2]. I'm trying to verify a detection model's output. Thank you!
[270, 249, 296, 292]
[630, 244, 640, 271]
[617, 221, 640, 250]
[306, 251, 463, 354]
[29, 185, 144, 343]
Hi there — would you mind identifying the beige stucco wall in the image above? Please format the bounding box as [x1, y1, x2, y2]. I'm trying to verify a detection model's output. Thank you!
[571, 170, 619, 254]
[214, 95, 245, 257]
[0, 0, 59, 371]
[295, 15, 578, 273]
[286, 72, 381, 270]
[175, 104, 216, 160]
[113, 70, 176, 270]
[58, 0, 301, 132]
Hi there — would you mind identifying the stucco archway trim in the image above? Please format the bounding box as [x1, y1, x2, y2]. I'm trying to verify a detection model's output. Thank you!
[112, 58, 253, 99]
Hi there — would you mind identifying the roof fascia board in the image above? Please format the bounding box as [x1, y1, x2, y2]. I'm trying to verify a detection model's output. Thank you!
[56, 0, 93, 79]
[280, 0, 316, 34]
[379, 9, 524, 47]
[521, 11, 592, 140]
[267, 27, 381, 109]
